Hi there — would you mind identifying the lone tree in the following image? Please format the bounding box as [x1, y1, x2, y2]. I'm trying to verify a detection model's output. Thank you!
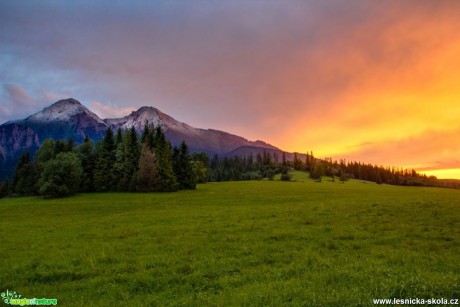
[38, 152, 83, 197]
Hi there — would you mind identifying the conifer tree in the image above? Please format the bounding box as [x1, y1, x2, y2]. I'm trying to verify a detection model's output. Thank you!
[66, 138, 75, 152]
[0, 179, 9, 198]
[293, 152, 302, 170]
[126, 127, 140, 191]
[137, 143, 160, 192]
[76, 136, 96, 192]
[54, 140, 67, 155]
[115, 128, 123, 145]
[154, 126, 177, 192]
[173, 141, 196, 190]
[93, 128, 116, 191]
[35, 140, 56, 166]
[113, 140, 125, 191]
[13, 151, 38, 195]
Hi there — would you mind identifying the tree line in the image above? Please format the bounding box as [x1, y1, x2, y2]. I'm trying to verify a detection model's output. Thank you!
[0, 134, 457, 199]
[2, 125, 196, 197]
[205, 151, 452, 188]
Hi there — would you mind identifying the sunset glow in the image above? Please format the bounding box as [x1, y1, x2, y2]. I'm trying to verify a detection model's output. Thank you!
[1, 1, 459, 178]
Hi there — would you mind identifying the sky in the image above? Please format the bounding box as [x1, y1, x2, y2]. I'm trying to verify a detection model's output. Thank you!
[1, 1, 459, 179]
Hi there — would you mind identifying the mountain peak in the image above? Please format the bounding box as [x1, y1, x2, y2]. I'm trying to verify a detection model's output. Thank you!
[132, 106, 162, 118]
[106, 105, 172, 131]
[24, 98, 104, 125]
[53, 98, 82, 107]
[136, 106, 158, 113]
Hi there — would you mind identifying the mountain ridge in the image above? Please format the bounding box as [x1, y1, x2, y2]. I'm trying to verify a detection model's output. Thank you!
[0, 98, 281, 179]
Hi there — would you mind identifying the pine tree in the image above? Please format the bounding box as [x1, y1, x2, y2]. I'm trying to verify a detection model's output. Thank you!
[305, 153, 311, 171]
[93, 128, 116, 191]
[13, 151, 38, 195]
[125, 127, 140, 191]
[136, 143, 160, 192]
[66, 138, 75, 152]
[54, 140, 67, 155]
[293, 152, 302, 170]
[35, 140, 56, 166]
[173, 141, 196, 190]
[0, 179, 9, 198]
[115, 128, 123, 145]
[154, 127, 177, 191]
[76, 136, 96, 192]
[113, 141, 125, 191]
[140, 121, 155, 149]
[141, 123, 150, 144]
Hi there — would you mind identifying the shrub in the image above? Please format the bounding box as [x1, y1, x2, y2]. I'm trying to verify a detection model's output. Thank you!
[280, 173, 291, 181]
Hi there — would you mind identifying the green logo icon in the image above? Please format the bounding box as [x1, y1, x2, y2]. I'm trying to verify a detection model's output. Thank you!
[1, 290, 57, 306]
[1, 290, 20, 304]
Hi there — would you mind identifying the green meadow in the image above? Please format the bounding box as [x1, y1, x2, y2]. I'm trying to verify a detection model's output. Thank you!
[1, 172, 459, 306]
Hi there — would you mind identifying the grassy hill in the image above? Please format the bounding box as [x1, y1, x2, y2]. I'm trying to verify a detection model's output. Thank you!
[1, 175, 459, 306]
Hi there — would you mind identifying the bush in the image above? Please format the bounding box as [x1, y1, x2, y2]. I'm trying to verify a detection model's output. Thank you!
[265, 169, 276, 180]
[280, 173, 292, 181]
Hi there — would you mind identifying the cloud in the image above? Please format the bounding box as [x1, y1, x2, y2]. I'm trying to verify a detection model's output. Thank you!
[4, 83, 34, 108]
[0, 84, 72, 123]
[39, 89, 70, 103]
[1, 1, 460, 176]
[336, 128, 460, 172]
[90, 101, 135, 119]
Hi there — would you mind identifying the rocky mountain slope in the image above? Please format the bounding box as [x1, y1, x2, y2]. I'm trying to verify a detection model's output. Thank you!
[0, 98, 280, 179]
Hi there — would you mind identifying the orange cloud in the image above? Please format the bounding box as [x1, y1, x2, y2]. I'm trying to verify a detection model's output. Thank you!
[265, 3, 460, 178]
[331, 128, 460, 178]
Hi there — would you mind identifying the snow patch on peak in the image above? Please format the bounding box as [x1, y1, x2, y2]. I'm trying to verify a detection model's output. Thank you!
[105, 105, 198, 135]
[54, 98, 81, 106]
[109, 106, 164, 131]
[26, 98, 104, 124]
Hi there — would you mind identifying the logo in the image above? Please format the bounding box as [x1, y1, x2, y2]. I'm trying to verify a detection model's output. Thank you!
[1, 290, 57, 306]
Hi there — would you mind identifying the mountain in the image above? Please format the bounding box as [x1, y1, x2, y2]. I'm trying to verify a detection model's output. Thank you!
[9, 98, 108, 142]
[105, 106, 277, 155]
[0, 99, 108, 180]
[0, 98, 280, 179]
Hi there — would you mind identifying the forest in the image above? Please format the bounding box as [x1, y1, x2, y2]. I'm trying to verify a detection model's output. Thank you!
[1, 125, 197, 197]
[0, 126, 455, 199]
[206, 150, 445, 187]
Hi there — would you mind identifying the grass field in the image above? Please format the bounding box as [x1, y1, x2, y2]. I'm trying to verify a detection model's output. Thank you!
[1, 172, 459, 306]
